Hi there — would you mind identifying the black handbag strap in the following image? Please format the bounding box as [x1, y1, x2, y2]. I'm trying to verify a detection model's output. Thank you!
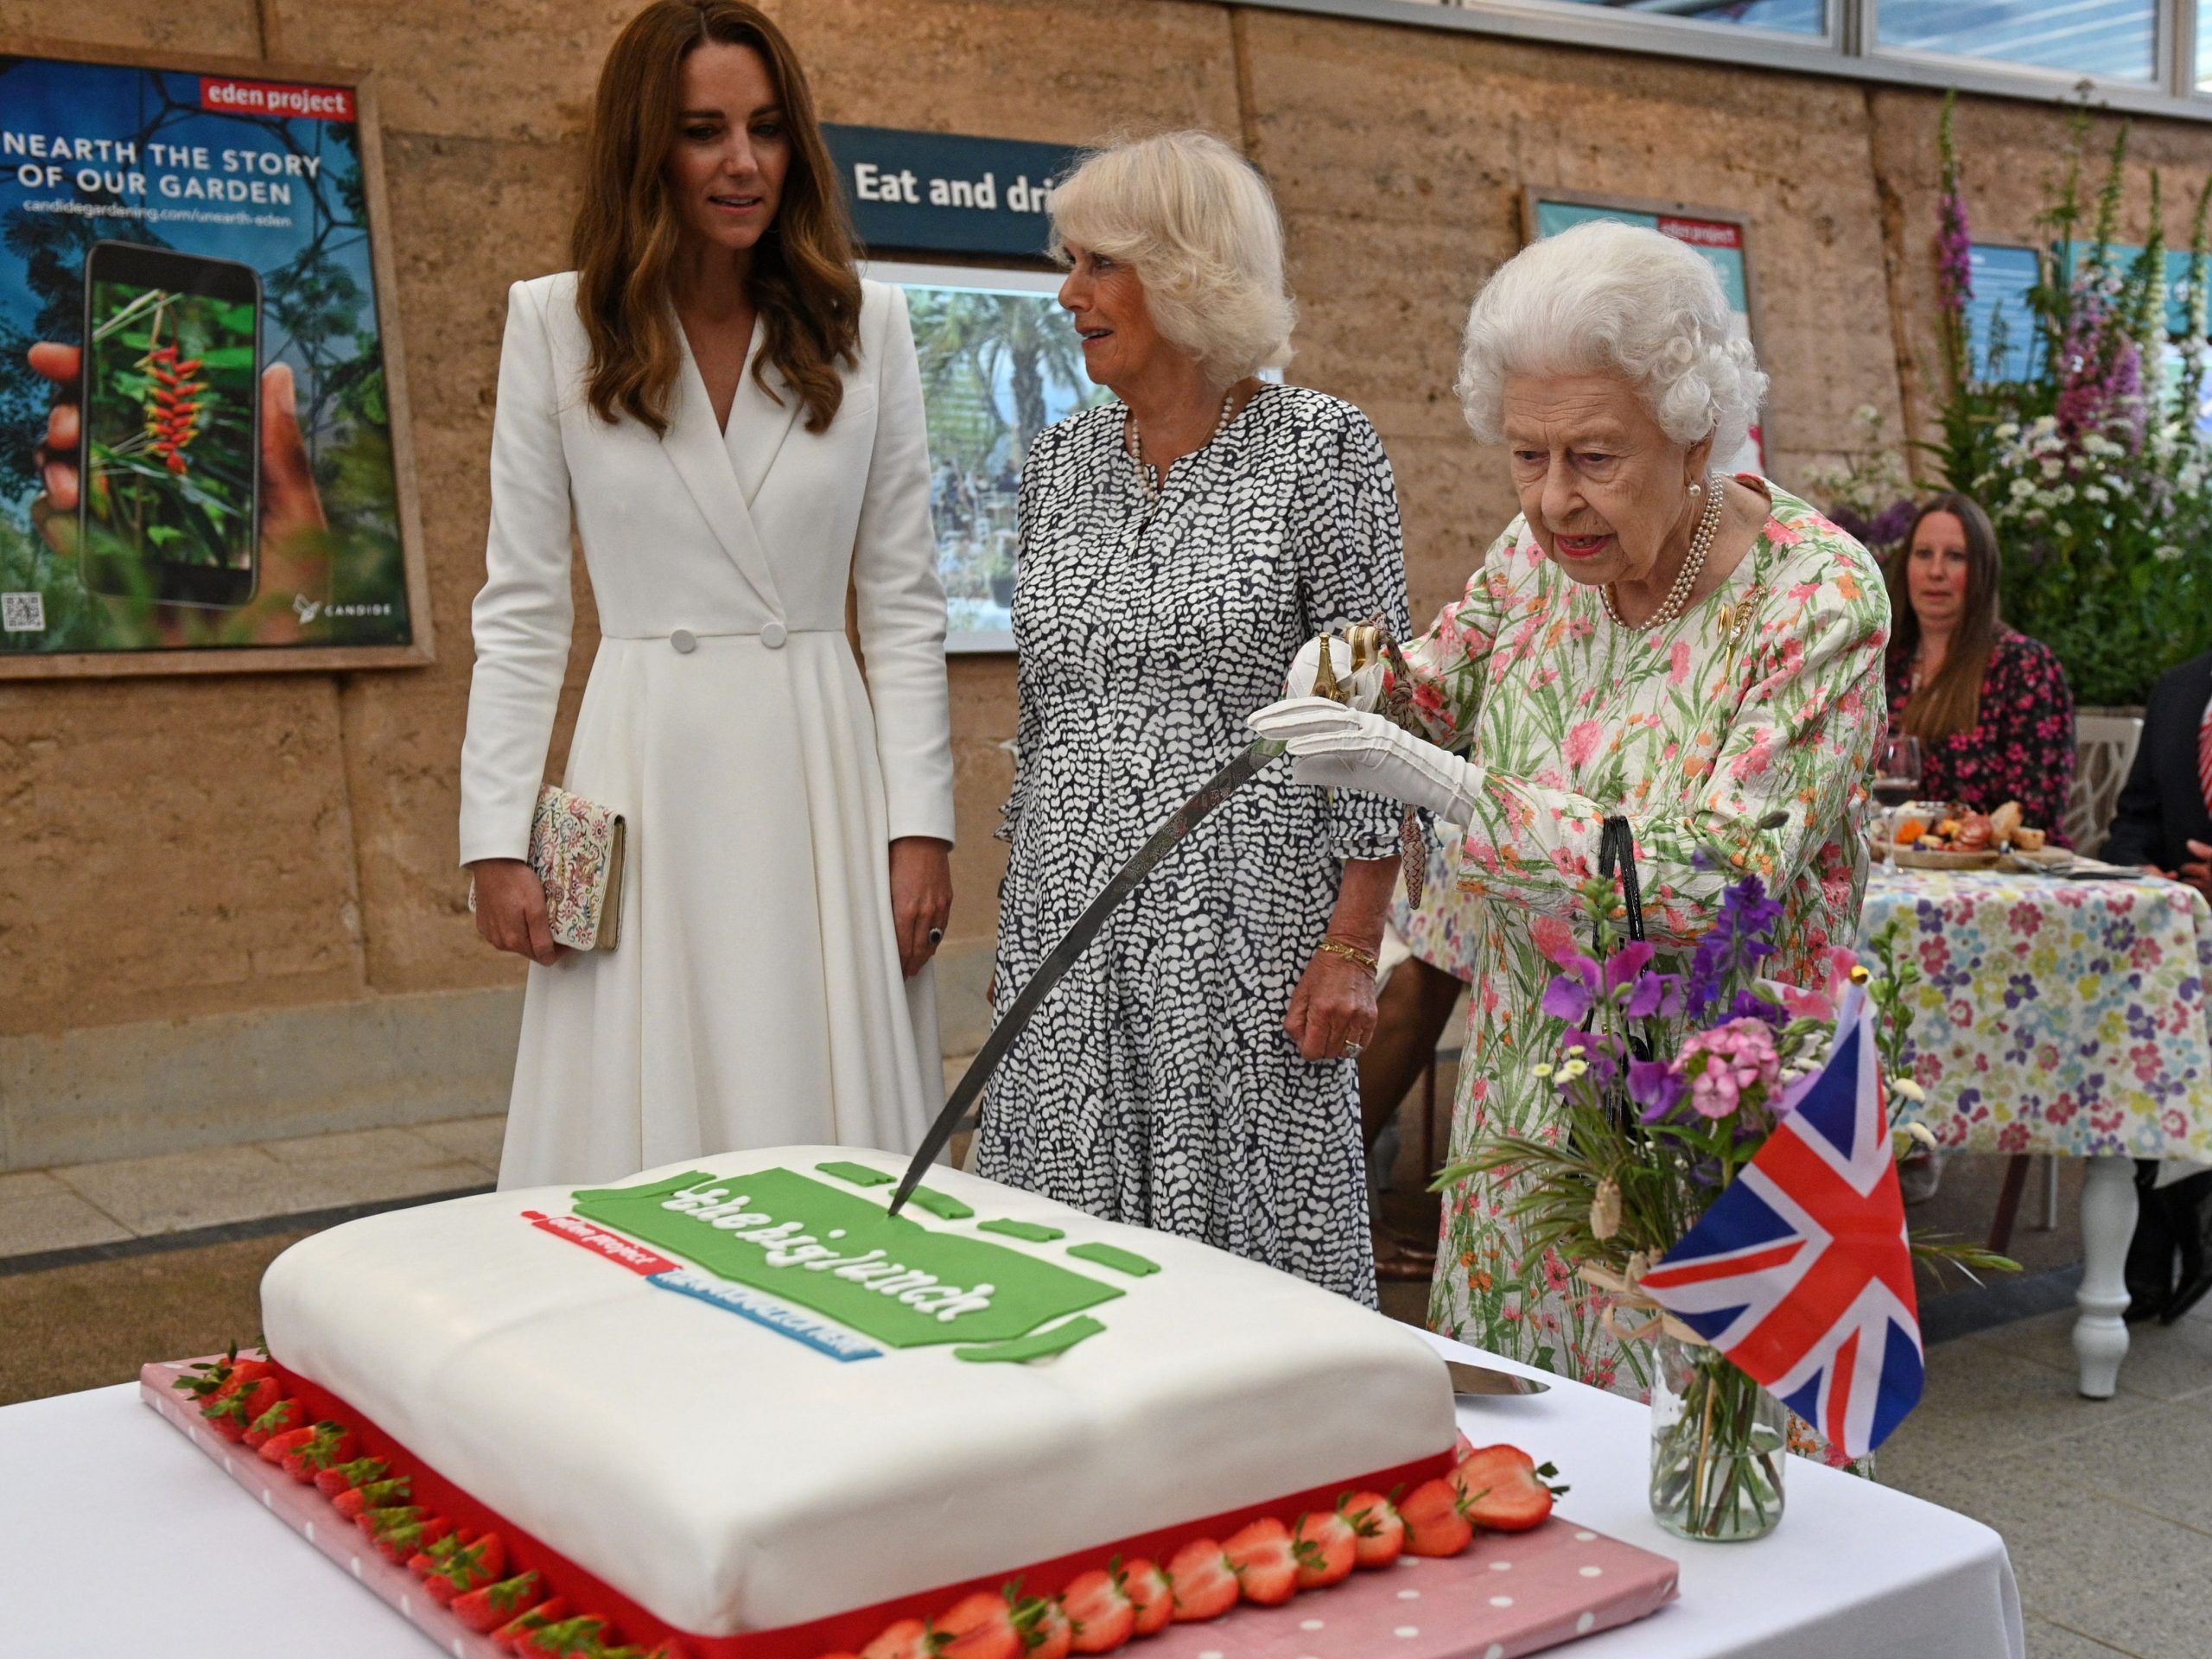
[1597, 815, 1645, 946]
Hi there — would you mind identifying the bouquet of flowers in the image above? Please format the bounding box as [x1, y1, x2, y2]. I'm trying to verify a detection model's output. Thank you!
[1440, 830, 2012, 1541]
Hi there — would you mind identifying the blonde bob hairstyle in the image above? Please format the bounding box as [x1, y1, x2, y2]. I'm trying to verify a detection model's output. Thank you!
[1455, 218, 1767, 465]
[1048, 130, 1295, 387]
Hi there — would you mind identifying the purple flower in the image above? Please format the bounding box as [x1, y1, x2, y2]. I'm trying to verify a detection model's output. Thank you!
[1541, 967, 1595, 1026]
[1563, 1028, 1622, 1091]
[1625, 970, 1685, 1020]
[1866, 499, 1920, 548]
[1729, 987, 1787, 1027]
[1628, 1057, 1688, 1123]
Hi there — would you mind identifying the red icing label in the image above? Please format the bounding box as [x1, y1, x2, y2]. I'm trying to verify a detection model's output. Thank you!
[522, 1210, 677, 1275]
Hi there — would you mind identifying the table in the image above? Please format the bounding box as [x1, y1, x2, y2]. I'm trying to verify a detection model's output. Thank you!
[1859, 868, 2212, 1398]
[0, 1335, 2024, 1659]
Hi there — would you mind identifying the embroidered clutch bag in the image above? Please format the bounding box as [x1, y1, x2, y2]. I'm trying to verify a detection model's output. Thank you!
[470, 785, 626, 951]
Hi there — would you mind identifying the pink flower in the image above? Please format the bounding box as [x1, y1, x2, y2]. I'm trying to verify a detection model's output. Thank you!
[1529, 913, 1581, 967]
[1669, 639, 1691, 686]
[1677, 1018, 1783, 1120]
[1563, 720, 1605, 767]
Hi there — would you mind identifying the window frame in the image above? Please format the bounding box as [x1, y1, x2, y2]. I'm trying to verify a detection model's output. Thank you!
[1234, 0, 2212, 121]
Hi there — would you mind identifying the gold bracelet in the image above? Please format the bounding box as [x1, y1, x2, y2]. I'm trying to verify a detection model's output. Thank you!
[1316, 938, 1381, 975]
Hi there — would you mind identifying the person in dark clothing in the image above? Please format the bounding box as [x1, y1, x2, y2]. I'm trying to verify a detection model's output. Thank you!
[2103, 648, 2212, 893]
[2101, 648, 2212, 1319]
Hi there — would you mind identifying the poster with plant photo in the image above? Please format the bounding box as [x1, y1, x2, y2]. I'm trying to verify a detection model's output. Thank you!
[0, 46, 427, 673]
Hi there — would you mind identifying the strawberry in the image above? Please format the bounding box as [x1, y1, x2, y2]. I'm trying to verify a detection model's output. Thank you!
[1339, 1491, 1406, 1569]
[1028, 1599, 1073, 1659]
[492, 1598, 569, 1654]
[375, 1515, 453, 1562]
[334, 1475, 412, 1519]
[1223, 1518, 1299, 1607]
[517, 1614, 609, 1656]
[1121, 1560, 1172, 1637]
[1400, 1478, 1475, 1558]
[1291, 1510, 1357, 1590]
[1058, 1566, 1135, 1654]
[202, 1375, 280, 1441]
[1166, 1538, 1237, 1623]
[280, 1421, 358, 1481]
[421, 1531, 508, 1603]
[931, 1590, 1022, 1659]
[858, 1618, 931, 1659]
[175, 1345, 262, 1401]
[1453, 1445, 1569, 1534]
[355, 1503, 423, 1535]
[317, 1455, 386, 1498]
[241, 1397, 302, 1451]
[256, 1424, 320, 1465]
[453, 1570, 545, 1634]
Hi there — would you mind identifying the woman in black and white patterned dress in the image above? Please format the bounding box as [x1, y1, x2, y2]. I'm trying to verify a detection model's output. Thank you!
[976, 132, 1409, 1306]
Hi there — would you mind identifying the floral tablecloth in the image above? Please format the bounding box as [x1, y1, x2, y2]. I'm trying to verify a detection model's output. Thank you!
[1859, 868, 2212, 1159]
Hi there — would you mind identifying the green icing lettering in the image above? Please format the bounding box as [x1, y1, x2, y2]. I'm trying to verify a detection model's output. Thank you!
[902, 1185, 975, 1221]
[572, 1168, 1121, 1349]
[976, 1218, 1065, 1243]
[814, 1160, 894, 1188]
[1067, 1242, 1162, 1278]
[955, 1317, 1109, 1364]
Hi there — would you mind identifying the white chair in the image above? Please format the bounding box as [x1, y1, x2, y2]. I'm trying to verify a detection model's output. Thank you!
[2066, 714, 2145, 860]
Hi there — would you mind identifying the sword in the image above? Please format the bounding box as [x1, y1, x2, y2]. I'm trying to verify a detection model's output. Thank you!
[886, 735, 1288, 1217]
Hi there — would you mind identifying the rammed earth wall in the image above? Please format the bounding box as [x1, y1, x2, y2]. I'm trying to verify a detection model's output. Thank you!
[0, 0, 2201, 1166]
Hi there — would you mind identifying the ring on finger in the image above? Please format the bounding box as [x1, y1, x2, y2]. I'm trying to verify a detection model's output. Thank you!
[1340, 1037, 1364, 1058]
[927, 926, 944, 947]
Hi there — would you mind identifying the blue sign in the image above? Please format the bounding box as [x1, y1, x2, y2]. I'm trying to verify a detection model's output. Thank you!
[824, 125, 1079, 259]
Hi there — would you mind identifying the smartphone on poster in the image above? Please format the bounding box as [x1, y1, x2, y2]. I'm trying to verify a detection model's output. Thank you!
[77, 240, 262, 609]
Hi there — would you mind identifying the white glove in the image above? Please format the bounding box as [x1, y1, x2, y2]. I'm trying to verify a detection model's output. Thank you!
[1248, 696, 1486, 824]
[1283, 636, 1385, 711]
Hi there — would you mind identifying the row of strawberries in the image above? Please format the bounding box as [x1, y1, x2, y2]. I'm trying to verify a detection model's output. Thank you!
[175, 1349, 686, 1659]
[813, 1434, 1569, 1659]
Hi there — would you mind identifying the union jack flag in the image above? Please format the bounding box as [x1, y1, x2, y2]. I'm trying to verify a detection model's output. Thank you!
[1638, 988, 1923, 1460]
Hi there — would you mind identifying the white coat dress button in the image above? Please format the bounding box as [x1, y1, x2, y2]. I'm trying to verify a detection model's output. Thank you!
[760, 621, 788, 650]
[669, 628, 696, 653]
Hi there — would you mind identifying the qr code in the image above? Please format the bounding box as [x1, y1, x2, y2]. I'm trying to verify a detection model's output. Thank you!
[1, 592, 44, 632]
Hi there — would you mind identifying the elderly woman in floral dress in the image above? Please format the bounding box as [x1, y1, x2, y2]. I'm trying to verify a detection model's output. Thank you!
[1253, 219, 1891, 1395]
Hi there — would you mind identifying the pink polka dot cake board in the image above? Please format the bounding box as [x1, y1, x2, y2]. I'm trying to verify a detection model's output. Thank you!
[142, 1360, 1677, 1659]
[1116, 1525, 1678, 1659]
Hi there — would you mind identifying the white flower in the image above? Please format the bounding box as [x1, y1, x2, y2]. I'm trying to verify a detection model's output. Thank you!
[2024, 508, 2048, 524]
[2052, 483, 2075, 505]
[1994, 422, 2020, 441]
[2032, 489, 2059, 510]
[2084, 485, 2110, 504]
[1904, 1122, 1939, 1150]
[2032, 415, 2059, 436]
[1891, 1077, 1927, 1103]
[2042, 457, 2065, 480]
[2158, 543, 2185, 562]
[2010, 477, 2037, 499]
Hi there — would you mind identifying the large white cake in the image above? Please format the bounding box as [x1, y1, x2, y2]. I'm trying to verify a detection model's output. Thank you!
[259, 1147, 1457, 1645]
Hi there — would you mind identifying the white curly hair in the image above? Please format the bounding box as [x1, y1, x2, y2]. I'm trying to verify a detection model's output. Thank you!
[1048, 130, 1295, 387]
[1454, 218, 1767, 464]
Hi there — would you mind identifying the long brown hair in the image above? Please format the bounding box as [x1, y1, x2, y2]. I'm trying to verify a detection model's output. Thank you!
[1885, 492, 2004, 742]
[571, 0, 861, 435]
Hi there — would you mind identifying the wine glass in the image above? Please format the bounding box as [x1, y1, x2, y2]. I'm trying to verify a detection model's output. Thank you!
[1872, 735, 1923, 865]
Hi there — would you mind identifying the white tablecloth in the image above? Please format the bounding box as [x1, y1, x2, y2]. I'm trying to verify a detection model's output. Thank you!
[0, 1332, 2022, 1659]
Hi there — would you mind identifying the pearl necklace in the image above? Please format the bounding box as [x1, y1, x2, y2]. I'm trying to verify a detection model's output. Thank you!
[1602, 472, 1726, 632]
[1127, 389, 1238, 499]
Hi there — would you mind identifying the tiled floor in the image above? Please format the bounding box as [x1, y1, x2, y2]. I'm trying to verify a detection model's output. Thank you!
[0, 1117, 500, 1257]
[4, 1110, 2209, 1657]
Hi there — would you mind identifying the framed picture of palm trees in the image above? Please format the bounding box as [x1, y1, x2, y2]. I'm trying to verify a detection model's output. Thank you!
[864, 260, 1110, 652]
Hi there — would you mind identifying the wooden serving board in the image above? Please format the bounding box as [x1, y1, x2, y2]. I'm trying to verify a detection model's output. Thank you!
[142, 1359, 1679, 1659]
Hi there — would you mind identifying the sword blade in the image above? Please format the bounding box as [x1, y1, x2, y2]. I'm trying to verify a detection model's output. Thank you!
[886, 739, 1286, 1217]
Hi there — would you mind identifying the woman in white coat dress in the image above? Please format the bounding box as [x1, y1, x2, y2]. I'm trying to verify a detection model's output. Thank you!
[461, 0, 955, 1188]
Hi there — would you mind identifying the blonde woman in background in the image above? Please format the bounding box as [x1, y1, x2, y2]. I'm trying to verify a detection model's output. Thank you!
[461, 0, 953, 1186]
[976, 132, 1411, 1306]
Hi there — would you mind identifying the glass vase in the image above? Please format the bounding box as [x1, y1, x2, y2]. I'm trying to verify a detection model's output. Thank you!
[1648, 1333, 1787, 1542]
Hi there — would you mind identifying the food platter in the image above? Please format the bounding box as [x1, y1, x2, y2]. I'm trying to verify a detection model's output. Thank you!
[1891, 846, 2004, 872]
